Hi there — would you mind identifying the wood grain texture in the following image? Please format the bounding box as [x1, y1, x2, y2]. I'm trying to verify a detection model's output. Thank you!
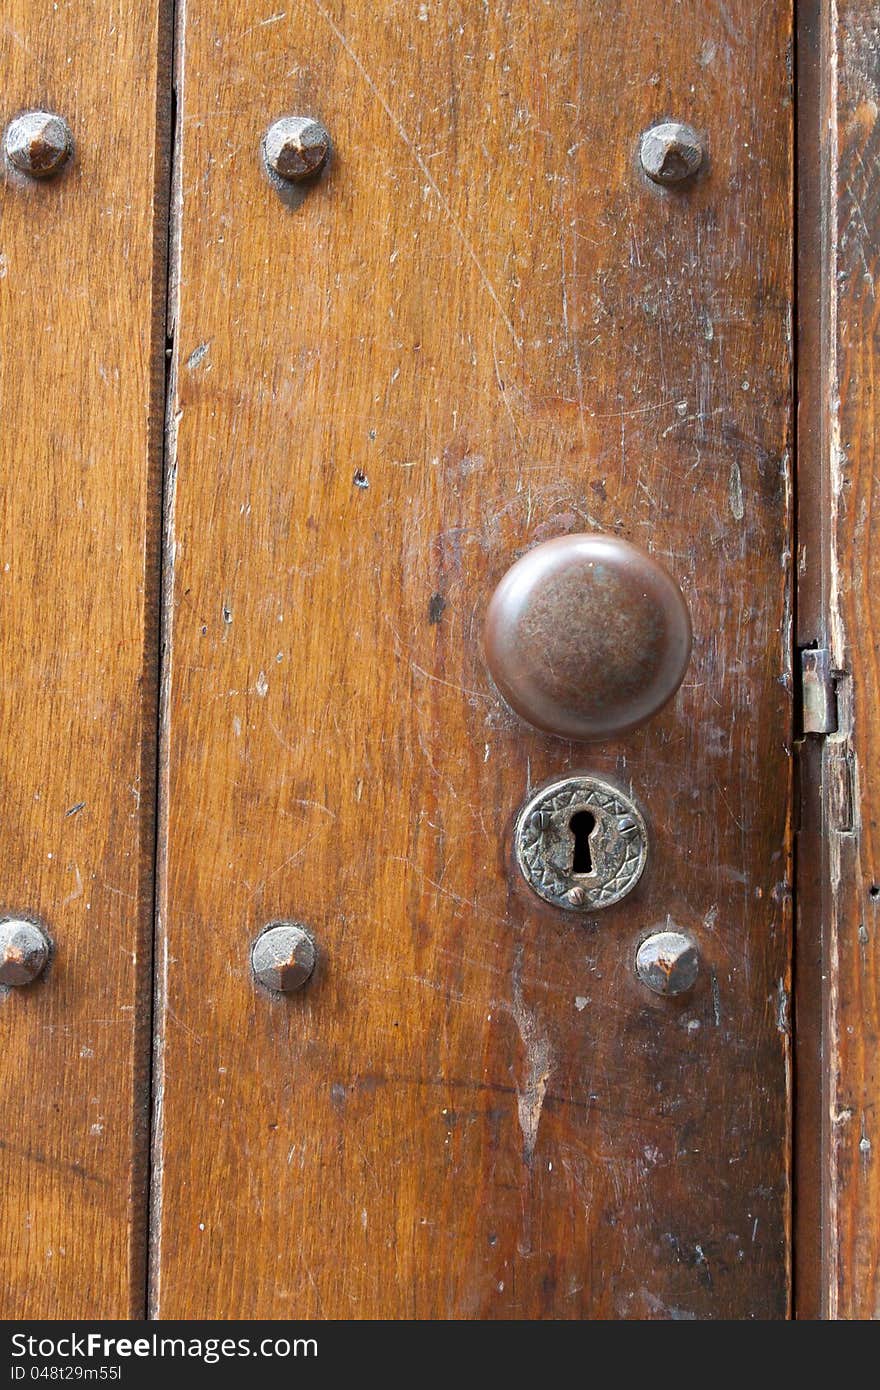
[153, 0, 794, 1318]
[0, 4, 167, 1317]
[809, 0, 880, 1320]
[793, 0, 832, 1319]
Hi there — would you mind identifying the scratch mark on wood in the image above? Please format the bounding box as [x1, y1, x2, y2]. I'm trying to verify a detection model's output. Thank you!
[729, 459, 745, 520]
[185, 340, 211, 371]
[509, 946, 553, 1167]
[309, 0, 521, 349]
[0, 1137, 108, 1189]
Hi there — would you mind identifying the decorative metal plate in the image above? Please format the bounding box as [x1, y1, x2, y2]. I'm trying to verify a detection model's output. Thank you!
[514, 775, 648, 911]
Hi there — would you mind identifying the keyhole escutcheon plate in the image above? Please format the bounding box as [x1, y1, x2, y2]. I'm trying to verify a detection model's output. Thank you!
[514, 775, 648, 911]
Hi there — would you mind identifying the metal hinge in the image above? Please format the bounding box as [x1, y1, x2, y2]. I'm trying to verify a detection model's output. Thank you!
[796, 647, 855, 832]
[799, 647, 839, 736]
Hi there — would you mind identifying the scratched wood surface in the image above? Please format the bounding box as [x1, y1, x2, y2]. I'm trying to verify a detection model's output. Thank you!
[0, 4, 166, 1316]
[153, 0, 794, 1318]
[807, 0, 880, 1320]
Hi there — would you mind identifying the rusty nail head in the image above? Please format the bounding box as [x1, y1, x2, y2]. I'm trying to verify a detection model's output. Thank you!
[635, 929, 699, 996]
[5, 112, 73, 179]
[0, 917, 51, 987]
[251, 921, 317, 993]
[639, 121, 704, 186]
[262, 116, 330, 185]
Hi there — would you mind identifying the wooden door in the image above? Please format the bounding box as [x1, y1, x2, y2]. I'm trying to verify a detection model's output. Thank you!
[150, 0, 793, 1320]
[6, 0, 876, 1325]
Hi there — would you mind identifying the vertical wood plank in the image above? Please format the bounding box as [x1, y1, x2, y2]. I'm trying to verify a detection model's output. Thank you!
[0, 3, 167, 1316]
[794, 0, 832, 1319]
[802, 0, 880, 1320]
[155, 0, 793, 1318]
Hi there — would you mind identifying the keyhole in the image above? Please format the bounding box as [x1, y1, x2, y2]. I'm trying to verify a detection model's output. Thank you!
[569, 810, 596, 875]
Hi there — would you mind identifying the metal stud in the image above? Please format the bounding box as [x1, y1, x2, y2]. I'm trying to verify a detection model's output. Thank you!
[251, 921, 317, 993]
[262, 116, 331, 186]
[635, 929, 699, 996]
[639, 121, 704, 186]
[5, 111, 73, 179]
[0, 917, 51, 987]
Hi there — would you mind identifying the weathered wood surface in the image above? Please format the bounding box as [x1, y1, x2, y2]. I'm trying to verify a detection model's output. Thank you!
[793, 0, 830, 1320]
[150, 0, 794, 1319]
[0, 3, 166, 1317]
[801, 0, 880, 1320]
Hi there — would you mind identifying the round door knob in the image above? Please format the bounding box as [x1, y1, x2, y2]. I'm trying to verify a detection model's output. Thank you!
[483, 534, 692, 741]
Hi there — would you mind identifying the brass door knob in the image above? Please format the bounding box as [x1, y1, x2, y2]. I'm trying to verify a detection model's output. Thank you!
[483, 534, 691, 741]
